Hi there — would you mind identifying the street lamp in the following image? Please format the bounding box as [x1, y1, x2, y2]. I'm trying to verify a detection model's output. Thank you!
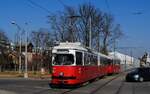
[11, 21, 28, 78]
[11, 21, 22, 74]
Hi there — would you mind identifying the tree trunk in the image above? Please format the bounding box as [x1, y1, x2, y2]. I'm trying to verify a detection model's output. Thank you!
[102, 35, 108, 55]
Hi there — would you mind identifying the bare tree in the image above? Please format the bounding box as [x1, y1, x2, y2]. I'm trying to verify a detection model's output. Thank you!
[48, 3, 104, 47]
[101, 14, 123, 54]
[48, 3, 123, 54]
[78, 3, 105, 49]
[31, 28, 53, 52]
[30, 28, 54, 72]
[48, 7, 78, 42]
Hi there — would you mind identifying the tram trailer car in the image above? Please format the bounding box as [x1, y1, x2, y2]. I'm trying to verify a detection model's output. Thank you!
[105, 57, 121, 75]
[50, 42, 120, 86]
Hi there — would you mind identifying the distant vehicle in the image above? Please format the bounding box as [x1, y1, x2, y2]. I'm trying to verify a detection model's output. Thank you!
[50, 42, 121, 87]
[126, 67, 150, 82]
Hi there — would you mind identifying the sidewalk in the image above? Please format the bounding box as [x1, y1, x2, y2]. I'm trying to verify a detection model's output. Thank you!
[0, 72, 51, 80]
[0, 90, 17, 94]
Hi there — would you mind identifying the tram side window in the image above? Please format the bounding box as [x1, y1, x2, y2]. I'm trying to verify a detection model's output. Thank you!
[90, 55, 97, 65]
[84, 53, 86, 65]
[94, 56, 98, 65]
[76, 52, 83, 65]
[100, 57, 107, 65]
[100, 57, 104, 65]
[84, 53, 98, 65]
[107, 59, 112, 65]
[84, 53, 89, 65]
[114, 59, 121, 65]
[88, 54, 91, 65]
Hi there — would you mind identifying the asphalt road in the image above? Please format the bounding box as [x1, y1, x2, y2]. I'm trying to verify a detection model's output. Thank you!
[0, 78, 50, 94]
[0, 74, 150, 94]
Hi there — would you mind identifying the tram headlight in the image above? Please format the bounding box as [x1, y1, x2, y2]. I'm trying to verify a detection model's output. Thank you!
[59, 72, 64, 76]
[134, 74, 139, 79]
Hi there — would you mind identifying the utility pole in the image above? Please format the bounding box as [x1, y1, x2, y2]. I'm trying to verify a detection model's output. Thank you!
[11, 21, 28, 78]
[113, 39, 116, 65]
[89, 17, 92, 49]
[130, 49, 133, 67]
[24, 23, 28, 78]
[69, 16, 74, 42]
[19, 33, 22, 73]
[125, 54, 127, 71]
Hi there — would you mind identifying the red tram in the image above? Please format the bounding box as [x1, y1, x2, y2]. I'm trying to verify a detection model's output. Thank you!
[50, 42, 120, 86]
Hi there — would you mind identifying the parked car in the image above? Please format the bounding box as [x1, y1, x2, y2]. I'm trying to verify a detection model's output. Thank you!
[126, 67, 150, 82]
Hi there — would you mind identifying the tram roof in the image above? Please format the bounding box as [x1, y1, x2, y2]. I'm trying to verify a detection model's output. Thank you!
[53, 42, 87, 51]
[53, 42, 112, 59]
[98, 53, 112, 59]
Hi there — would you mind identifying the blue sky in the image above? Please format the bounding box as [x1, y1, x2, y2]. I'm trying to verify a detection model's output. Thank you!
[0, 0, 150, 57]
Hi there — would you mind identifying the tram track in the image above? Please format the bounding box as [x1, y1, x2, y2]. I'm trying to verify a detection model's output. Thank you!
[111, 77, 137, 94]
[132, 83, 135, 94]
[89, 74, 122, 94]
[61, 73, 123, 94]
[90, 72, 138, 94]
[34, 85, 78, 94]
[115, 80, 124, 94]
[35, 73, 124, 94]
[113, 72, 136, 94]
[35, 76, 118, 94]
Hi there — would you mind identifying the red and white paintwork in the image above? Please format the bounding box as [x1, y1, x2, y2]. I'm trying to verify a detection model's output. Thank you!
[50, 42, 120, 86]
